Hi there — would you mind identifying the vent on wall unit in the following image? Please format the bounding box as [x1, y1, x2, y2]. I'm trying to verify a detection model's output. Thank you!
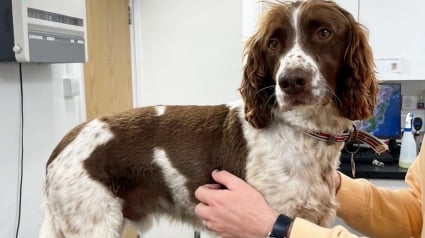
[0, 0, 87, 63]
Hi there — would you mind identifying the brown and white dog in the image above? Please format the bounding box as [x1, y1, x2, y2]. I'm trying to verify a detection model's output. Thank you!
[40, 0, 377, 237]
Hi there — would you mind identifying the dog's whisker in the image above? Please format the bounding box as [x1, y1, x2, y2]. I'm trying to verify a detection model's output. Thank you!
[264, 94, 276, 111]
[256, 85, 276, 95]
[326, 87, 342, 105]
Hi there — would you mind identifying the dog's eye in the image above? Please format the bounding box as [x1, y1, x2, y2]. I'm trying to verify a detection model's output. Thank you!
[317, 27, 331, 39]
[268, 39, 279, 50]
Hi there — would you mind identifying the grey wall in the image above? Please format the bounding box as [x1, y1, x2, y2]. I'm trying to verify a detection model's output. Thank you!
[0, 63, 85, 237]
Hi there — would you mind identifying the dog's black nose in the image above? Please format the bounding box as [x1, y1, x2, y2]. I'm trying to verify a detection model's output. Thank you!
[278, 69, 312, 95]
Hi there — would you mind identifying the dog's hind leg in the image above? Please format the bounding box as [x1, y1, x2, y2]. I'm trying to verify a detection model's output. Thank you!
[41, 187, 124, 238]
[39, 201, 64, 238]
[42, 119, 127, 237]
[43, 167, 125, 238]
[46, 182, 124, 238]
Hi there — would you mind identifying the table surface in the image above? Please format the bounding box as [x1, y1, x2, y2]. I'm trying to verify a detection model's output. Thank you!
[339, 161, 408, 180]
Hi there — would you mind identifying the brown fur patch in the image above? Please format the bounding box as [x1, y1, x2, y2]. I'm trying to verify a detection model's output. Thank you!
[66, 105, 249, 221]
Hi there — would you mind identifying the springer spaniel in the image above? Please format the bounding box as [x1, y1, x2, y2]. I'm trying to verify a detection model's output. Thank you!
[40, 0, 379, 237]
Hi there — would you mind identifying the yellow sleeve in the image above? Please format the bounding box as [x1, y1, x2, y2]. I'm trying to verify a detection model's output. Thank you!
[289, 218, 367, 238]
[289, 157, 423, 238]
[336, 159, 422, 238]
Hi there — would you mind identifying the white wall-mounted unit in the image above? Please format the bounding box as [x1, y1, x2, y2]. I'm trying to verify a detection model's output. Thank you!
[0, 0, 87, 63]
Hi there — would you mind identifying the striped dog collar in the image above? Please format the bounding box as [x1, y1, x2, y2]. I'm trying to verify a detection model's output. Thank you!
[304, 126, 388, 154]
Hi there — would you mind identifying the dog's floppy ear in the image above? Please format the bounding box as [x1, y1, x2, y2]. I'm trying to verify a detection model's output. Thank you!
[336, 8, 378, 121]
[239, 36, 275, 129]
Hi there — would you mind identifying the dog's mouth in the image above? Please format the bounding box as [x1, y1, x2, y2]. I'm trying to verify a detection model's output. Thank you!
[276, 89, 323, 110]
[284, 93, 316, 105]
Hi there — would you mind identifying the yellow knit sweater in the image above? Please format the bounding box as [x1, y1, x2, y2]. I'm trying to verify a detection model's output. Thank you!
[290, 141, 425, 238]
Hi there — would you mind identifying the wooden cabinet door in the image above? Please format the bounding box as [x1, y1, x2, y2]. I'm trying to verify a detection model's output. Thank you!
[84, 0, 136, 237]
[84, 0, 133, 120]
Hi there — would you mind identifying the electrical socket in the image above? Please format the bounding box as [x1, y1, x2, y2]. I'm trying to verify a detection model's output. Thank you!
[375, 58, 403, 74]
[63, 78, 80, 98]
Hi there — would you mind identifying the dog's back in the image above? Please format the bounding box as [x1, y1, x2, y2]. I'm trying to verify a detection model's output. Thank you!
[41, 104, 249, 237]
[41, 103, 349, 238]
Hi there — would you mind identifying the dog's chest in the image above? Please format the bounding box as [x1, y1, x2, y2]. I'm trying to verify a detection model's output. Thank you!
[243, 125, 342, 220]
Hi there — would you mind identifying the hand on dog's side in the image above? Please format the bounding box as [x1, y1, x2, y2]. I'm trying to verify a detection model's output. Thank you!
[194, 170, 279, 238]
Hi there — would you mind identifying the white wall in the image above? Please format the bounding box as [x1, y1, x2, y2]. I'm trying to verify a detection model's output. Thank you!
[133, 0, 243, 107]
[243, 0, 264, 42]
[0, 63, 21, 238]
[0, 63, 85, 237]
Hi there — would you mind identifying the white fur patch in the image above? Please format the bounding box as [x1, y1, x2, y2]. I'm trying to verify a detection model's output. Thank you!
[155, 105, 166, 116]
[152, 148, 191, 208]
[275, 6, 324, 108]
[292, 7, 300, 43]
[239, 102, 350, 226]
[226, 100, 243, 110]
[42, 119, 124, 238]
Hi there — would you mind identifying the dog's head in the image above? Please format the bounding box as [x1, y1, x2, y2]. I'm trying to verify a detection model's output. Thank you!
[240, 0, 377, 129]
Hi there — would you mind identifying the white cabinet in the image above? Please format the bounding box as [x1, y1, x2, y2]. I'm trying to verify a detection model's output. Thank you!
[335, 0, 425, 81]
[359, 0, 425, 81]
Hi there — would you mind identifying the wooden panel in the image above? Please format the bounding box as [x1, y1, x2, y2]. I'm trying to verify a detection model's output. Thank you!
[84, 0, 133, 120]
[84, 0, 136, 236]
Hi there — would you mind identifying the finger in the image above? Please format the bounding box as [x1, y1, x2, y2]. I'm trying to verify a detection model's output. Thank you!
[195, 183, 224, 204]
[335, 172, 342, 194]
[203, 183, 223, 189]
[194, 202, 209, 219]
[195, 185, 216, 204]
[211, 170, 245, 191]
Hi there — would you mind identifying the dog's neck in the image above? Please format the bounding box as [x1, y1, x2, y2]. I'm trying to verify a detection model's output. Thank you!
[273, 103, 352, 136]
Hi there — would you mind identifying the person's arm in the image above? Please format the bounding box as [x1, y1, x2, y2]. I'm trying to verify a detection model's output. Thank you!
[336, 158, 422, 238]
[194, 170, 365, 238]
[195, 164, 422, 238]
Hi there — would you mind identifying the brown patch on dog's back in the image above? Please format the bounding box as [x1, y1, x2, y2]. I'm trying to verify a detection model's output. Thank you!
[81, 105, 248, 221]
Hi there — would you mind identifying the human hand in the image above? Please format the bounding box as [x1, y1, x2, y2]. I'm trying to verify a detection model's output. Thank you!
[194, 170, 279, 238]
[335, 171, 341, 194]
